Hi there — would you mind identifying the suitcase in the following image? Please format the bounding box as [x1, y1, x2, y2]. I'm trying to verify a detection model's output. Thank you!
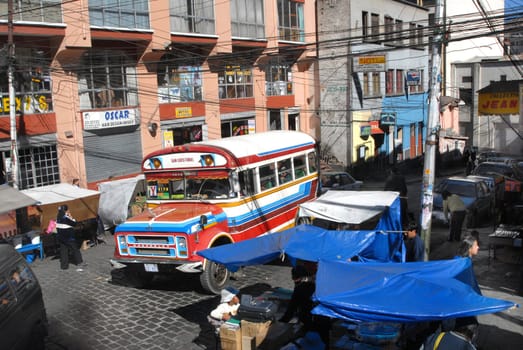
[238, 294, 278, 322]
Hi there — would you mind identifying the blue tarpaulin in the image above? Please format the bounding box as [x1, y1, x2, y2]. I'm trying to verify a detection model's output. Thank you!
[198, 225, 404, 272]
[312, 258, 517, 323]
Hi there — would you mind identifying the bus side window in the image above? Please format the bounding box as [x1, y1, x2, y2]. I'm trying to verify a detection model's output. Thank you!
[259, 164, 276, 191]
[307, 151, 318, 173]
[0, 277, 14, 307]
[240, 169, 255, 195]
[293, 155, 307, 178]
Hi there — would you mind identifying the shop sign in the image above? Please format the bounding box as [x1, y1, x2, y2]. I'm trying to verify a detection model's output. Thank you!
[175, 107, 192, 118]
[406, 70, 421, 86]
[0, 94, 51, 114]
[478, 92, 519, 115]
[82, 108, 139, 130]
[370, 120, 384, 134]
[353, 55, 386, 72]
[380, 112, 396, 126]
[360, 125, 371, 137]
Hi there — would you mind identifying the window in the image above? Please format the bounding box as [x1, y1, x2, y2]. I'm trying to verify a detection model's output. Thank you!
[293, 155, 307, 179]
[371, 13, 380, 42]
[372, 72, 380, 96]
[14, 145, 60, 190]
[396, 69, 404, 95]
[417, 25, 424, 48]
[277, 159, 292, 185]
[89, 0, 149, 29]
[386, 69, 394, 95]
[259, 163, 276, 191]
[363, 73, 370, 97]
[269, 110, 282, 130]
[278, 0, 304, 42]
[362, 11, 369, 41]
[0, 0, 62, 22]
[170, 125, 203, 145]
[157, 57, 203, 103]
[78, 51, 138, 110]
[307, 151, 317, 173]
[221, 119, 251, 138]
[170, 0, 215, 34]
[395, 20, 403, 45]
[231, 0, 265, 38]
[0, 48, 53, 114]
[363, 72, 381, 98]
[265, 61, 293, 96]
[409, 23, 416, 47]
[384, 16, 393, 42]
[218, 66, 253, 99]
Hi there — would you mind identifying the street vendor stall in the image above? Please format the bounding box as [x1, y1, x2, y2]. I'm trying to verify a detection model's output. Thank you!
[21, 184, 101, 254]
[21, 183, 100, 232]
[0, 184, 38, 239]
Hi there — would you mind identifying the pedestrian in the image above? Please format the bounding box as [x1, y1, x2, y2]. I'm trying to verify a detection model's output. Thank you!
[442, 190, 467, 242]
[384, 167, 409, 228]
[457, 232, 480, 258]
[404, 222, 425, 262]
[56, 205, 86, 271]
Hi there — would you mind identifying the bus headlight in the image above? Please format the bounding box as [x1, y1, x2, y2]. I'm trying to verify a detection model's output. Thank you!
[118, 236, 128, 255]
[176, 236, 188, 258]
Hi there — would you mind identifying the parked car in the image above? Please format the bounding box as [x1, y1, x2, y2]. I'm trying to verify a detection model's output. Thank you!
[432, 176, 495, 228]
[467, 174, 504, 208]
[0, 244, 48, 350]
[320, 171, 363, 194]
[472, 162, 523, 202]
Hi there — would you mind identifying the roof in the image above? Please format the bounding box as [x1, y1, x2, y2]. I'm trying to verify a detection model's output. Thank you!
[0, 185, 38, 213]
[21, 183, 100, 205]
[477, 79, 523, 93]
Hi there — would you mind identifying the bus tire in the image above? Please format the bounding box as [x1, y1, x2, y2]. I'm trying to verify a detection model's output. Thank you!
[200, 260, 230, 295]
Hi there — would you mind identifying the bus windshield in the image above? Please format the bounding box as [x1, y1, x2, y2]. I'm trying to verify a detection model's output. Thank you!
[147, 172, 233, 201]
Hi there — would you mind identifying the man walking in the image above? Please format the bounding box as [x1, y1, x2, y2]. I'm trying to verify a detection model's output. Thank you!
[442, 190, 467, 242]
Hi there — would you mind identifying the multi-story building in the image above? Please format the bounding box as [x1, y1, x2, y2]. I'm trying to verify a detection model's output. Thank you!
[317, 0, 429, 173]
[452, 56, 522, 154]
[0, 0, 318, 189]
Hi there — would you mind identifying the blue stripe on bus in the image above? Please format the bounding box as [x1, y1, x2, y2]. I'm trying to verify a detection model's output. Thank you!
[227, 182, 312, 226]
[258, 142, 314, 156]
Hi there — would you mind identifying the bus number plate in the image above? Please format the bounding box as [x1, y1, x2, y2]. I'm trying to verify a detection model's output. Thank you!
[144, 264, 158, 272]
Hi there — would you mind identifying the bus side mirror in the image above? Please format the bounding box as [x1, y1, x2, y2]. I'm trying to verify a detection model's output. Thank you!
[199, 215, 208, 227]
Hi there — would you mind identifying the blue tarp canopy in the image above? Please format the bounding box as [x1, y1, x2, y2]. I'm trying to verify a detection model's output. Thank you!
[312, 258, 517, 323]
[198, 225, 404, 272]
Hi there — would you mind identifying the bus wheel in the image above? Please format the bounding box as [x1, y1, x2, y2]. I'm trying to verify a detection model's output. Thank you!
[200, 260, 230, 294]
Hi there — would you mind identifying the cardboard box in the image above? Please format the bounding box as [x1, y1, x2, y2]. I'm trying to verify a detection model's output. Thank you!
[242, 335, 256, 350]
[257, 321, 295, 350]
[220, 324, 242, 350]
[241, 320, 271, 347]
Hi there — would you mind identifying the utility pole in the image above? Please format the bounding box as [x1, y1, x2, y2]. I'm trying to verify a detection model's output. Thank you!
[7, 0, 19, 189]
[420, 0, 444, 258]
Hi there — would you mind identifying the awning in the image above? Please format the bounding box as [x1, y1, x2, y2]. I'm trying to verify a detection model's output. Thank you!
[370, 120, 384, 134]
[0, 185, 38, 213]
[22, 183, 100, 229]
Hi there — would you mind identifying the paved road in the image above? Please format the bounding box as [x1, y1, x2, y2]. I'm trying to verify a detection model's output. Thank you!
[28, 172, 523, 350]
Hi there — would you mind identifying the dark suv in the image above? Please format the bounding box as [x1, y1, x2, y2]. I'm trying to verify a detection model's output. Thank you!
[0, 244, 48, 349]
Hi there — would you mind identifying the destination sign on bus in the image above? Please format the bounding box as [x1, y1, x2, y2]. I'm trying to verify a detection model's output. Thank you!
[143, 153, 227, 170]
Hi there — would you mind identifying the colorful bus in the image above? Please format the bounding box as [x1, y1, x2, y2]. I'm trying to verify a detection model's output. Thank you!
[113, 131, 319, 293]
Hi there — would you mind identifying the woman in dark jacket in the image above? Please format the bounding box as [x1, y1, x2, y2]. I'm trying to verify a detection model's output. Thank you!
[56, 205, 84, 270]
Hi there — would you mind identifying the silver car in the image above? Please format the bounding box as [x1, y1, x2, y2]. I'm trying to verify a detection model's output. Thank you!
[320, 171, 363, 194]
